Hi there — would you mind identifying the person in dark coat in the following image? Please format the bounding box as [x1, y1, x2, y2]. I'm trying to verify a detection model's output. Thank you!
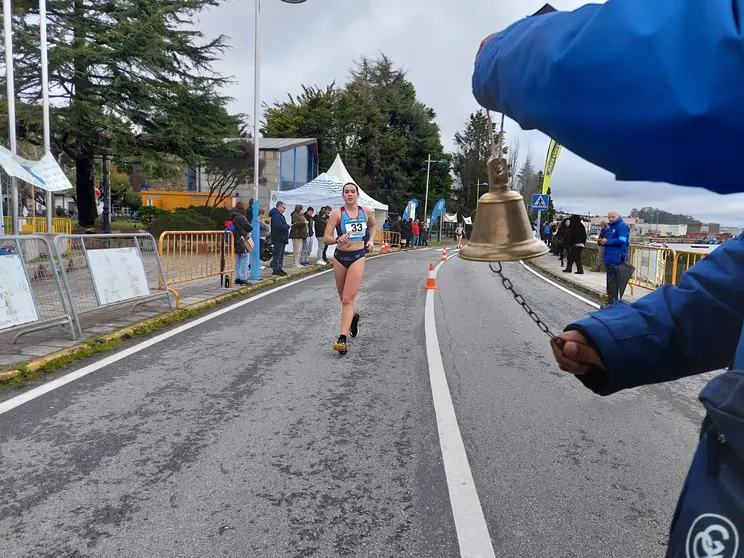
[563, 215, 587, 275]
[269, 201, 289, 276]
[314, 206, 330, 264]
[229, 201, 253, 284]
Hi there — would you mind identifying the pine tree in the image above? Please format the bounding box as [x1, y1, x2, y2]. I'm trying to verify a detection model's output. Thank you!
[1, 0, 237, 226]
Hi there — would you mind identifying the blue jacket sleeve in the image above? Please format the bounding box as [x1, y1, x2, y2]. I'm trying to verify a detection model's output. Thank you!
[472, 0, 744, 194]
[567, 235, 744, 395]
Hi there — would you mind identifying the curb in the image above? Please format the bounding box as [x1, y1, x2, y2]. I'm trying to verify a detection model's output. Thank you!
[0, 249, 400, 386]
[524, 259, 610, 305]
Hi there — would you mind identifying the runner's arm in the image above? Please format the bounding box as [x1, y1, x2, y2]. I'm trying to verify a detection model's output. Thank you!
[472, 0, 744, 194]
[565, 235, 744, 395]
[324, 210, 342, 245]
[365, 208, 377, 250]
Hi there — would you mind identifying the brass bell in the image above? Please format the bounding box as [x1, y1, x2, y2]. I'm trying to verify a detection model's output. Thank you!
[459, 113, 548, 263]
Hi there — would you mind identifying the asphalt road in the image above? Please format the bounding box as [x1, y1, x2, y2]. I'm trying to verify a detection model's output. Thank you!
[0, 248, 714, 557]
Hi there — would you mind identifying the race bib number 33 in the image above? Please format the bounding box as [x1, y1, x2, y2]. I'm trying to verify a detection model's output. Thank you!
[345, 222, 367, 238]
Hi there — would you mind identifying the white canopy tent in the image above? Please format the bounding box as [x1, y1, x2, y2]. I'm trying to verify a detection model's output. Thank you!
[269, 154, 388, 257]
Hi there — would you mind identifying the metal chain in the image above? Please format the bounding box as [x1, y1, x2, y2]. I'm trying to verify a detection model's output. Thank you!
[489, 262, 564, 349]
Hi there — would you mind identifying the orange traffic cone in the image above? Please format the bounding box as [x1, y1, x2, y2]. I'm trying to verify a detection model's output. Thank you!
[382, 242, 389, 253]
[424, 263, 438, 290]
[441, 245, 448, 262]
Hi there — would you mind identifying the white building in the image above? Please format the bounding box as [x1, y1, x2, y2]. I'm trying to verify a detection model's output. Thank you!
[635, 223, 688, 237]
[720, 226, 743, 236]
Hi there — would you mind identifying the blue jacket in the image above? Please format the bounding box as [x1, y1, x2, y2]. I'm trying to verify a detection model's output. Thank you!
[473, 1, 744, 555]
[603, 218, 630, 265]
[269, 207, 289, 243]
[568, 236, 744, 557]
[472, 0, 744, 195]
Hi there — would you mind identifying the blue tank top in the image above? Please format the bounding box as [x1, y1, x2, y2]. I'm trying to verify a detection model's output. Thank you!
[336, 208, 368, 242]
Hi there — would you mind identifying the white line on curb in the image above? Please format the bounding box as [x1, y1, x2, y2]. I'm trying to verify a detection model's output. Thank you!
[518, 260, 601, 309]
[425, 254, 496, 558]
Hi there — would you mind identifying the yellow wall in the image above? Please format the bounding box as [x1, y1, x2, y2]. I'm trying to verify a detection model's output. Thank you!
[141, 191, 235, 210]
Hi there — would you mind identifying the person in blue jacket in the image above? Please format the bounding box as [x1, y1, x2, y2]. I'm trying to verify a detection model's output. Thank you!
[473, 2, 744, 557]
[600, 211, 630, 303]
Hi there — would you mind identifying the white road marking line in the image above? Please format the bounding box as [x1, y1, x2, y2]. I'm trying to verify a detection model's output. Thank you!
[0, 269, 337, 416]
[0, 248, 431, 416]
[425, 254, 496, 558]
[518, 260, 601, 309]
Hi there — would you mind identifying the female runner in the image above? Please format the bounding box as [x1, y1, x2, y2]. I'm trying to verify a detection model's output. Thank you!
[324, 182, 377, 354]
[455, 222, 465, 249]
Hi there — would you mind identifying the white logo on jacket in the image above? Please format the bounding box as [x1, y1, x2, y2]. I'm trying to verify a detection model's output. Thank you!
[686, 514, 739, 558]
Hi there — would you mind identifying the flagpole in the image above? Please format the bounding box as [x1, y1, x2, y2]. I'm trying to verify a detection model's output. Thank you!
[3, 0, 20, 234]
[0, 174, 5, 234]
[40, 0, 53, 233]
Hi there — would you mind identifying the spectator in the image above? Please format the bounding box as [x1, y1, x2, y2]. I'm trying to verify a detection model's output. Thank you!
[229, 201, 253, 285]
[391, 217, 402, 248]
[302, 207, 315, 266]
[542, 222, 551, 244]
[257, 208, 270, 271]
[314, 206, 329, 265]
[563, 215, 587, 275]
[552, 218, 570, 267]
[592, 221, 607, 272]
[599, 211, 630, 303]
[269, 201, 289, 276]
[289, 204, 307, 268]
[412, 219, 420, 247]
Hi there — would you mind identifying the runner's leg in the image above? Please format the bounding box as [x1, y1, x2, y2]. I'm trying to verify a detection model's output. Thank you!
[333, 258, 347, 298]
[340, 257, 365, 336]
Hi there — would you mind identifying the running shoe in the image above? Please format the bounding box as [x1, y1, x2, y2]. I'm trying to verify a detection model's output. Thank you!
[333, 335, 348, 355]
[350, 313, 360, 338]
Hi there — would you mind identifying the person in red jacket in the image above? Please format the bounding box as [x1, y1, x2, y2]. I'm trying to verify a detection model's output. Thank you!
[412, 220, 420, 247]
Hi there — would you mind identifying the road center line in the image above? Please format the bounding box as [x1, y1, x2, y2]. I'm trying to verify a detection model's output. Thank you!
[425, 254, 496, 558]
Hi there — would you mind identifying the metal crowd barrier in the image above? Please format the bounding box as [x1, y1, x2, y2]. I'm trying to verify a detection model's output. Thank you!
[158, 230, 234, 287]
[3, 216, 72, 234]
[670, 249, 707, 286]
[0, 235, 76, 342]
[628, 244, 675, 290]
[52, 233, 175, 336]
[628, 244, 712, 291]
[374, 230, 402, 247]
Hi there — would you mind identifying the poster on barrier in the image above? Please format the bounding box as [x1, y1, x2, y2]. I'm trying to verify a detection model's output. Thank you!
[86, 247, 150, 306]
[0, 254, 39, 330]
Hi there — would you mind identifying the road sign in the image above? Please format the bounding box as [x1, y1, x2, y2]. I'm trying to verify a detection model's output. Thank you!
[531, 194, 549, 211]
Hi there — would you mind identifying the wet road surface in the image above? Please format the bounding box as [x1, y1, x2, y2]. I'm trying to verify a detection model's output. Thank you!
[0, 249, 713, 557]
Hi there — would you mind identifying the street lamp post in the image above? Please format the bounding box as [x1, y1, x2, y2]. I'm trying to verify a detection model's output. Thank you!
[40, 0, 53, 233]
[3, 0, 20, 234]
[250, 0, 307, 281]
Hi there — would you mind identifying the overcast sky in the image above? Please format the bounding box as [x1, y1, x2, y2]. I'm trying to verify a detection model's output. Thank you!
[197, 0, 744, 227]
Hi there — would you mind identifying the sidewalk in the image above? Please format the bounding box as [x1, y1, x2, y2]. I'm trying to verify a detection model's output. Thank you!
[0, 254, 336, 372]
[527, 252, 653, 304]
